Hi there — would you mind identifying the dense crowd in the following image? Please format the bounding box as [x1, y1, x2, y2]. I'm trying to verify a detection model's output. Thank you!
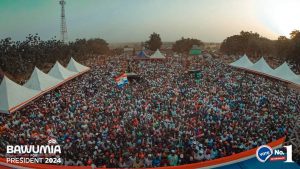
[0, 56, 299, 168]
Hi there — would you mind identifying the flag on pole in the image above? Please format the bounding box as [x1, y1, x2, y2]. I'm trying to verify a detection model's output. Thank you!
[121, 73, 128, 84]
[115, 76, 124, 88]
[115, 73, 128, 88]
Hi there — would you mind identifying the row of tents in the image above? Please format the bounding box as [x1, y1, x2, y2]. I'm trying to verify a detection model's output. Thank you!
[230, 55, 300, 86]
[0, 58, 90, 114]
[137, 46, 202, 59]
[136, 49, 166, 59]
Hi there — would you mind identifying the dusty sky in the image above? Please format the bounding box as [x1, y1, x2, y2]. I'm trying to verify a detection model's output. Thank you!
[0, 0, 300, 43]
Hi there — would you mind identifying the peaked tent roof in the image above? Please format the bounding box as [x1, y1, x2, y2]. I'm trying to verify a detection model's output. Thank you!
[137, 50, 148, 57]
[67, 57, 90, 73]
[247, 57, 275, 75]
[230, 56, 300, 86]
[230, 55, 253, 68]
[24, 67, 62, 91]
[273, 62, 299, 81]
[150, 49, 166, 59]
[0, 76, 39, 114]
[48, 61, 77, 80]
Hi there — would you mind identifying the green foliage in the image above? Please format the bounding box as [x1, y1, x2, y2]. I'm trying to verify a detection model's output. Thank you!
[145, 32, 162, 51]
[220, 31, 275, 56]
[220, 30, 300, 67]
[0, 34, 109, 76]
[276, 36, 291, 58]
[172, 37, 204, 54]
[290, 30, 300, 65]
[290, 30, 300, 39]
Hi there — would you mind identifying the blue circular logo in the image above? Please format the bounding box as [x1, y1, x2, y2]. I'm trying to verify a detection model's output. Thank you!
[256, 145, 273, 162]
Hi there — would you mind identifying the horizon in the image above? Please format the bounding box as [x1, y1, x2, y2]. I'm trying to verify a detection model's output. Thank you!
[1, 0, 300, 43]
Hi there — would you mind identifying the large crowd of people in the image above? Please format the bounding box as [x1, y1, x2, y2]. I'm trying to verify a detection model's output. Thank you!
[0, 55, 299, 168]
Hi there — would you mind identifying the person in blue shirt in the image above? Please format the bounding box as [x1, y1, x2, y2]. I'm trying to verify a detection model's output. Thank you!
[152, 155, 161, 167]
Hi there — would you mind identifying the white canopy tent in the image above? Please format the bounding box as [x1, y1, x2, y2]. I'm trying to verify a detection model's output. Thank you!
[229, 54, 253, 68]
[149, 49, 166, 59]
[24, 67, 62, 91]
[0, 76, 39, 114]
[230, 57, 300, 86]
[273, 62, 300, 81]
[247, 57, 275, 75]
[48, 61, 77, 80]
[67, 57, 90, 73]
[290, 77, 300, 85]
[0, 58, 90, 114]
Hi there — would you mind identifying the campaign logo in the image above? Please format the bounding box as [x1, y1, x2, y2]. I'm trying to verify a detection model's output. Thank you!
[256, 145, 273, 162]
[256, 145, 294, 163]
[6, 138, 62, 164]
[270, 147, 286, 161]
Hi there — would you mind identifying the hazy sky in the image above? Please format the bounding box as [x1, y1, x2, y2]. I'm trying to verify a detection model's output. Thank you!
[0, 0, 300, 43]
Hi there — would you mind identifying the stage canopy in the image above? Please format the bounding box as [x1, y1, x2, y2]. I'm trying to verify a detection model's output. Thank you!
[24, 67, 61, 91]
[0, 76, 39, 114]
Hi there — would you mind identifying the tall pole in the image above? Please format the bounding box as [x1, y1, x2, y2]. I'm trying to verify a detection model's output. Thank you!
[59, 0, 67, 43]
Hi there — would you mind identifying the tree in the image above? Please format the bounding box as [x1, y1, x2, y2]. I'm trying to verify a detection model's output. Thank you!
[172, 37, 204, 54]
[276, 36, 291, 59]
[87, 38, 109, 56]
[290, 30, 300, 39]
[0, 66, 3, 79]
[220, 30, 300, 68]
[220, 34, 245, 55]
[145, 32, 162, 51]
[0, 34, 110, 81]
[290, 30, 300, 67]
[220, 31, 273, 57]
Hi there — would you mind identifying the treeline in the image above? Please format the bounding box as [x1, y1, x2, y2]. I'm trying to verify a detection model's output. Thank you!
[143, 32, 204, 54]
[0, 34, 109, 77]
[172, 37, 204, 54]
[220, 30, 300, 66]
